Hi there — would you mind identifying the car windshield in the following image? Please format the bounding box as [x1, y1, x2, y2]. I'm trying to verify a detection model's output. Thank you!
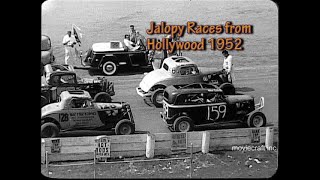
[41, 37, 51, 51]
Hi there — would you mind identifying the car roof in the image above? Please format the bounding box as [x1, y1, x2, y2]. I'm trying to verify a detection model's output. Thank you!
[60, 90, 92, 101]
[162, 56, 197, 68]
[166, 85, 223, 95]
[92, 41, 125, 52]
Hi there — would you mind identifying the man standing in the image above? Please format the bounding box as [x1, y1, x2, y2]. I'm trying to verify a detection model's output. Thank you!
[221, 50, 234, 83]
[62, 31, 76, 65]
[129, 25, 137, 44]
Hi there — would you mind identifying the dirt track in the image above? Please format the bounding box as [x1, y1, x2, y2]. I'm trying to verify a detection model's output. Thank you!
[60, 63, 278, 136]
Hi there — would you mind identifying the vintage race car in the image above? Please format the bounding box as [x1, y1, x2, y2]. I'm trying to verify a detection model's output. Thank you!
[41, 90, 135, 137]
[160, 85, 266, 132]
[41, 64, 115, 107]
[79, 41, 150, 75]
[136, 56, 235, 107]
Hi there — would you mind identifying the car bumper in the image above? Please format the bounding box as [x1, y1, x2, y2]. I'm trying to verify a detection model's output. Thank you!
[136, 87, 151, 97]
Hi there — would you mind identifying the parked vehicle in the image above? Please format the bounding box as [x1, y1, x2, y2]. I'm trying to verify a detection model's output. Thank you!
[79, 41, 151, 75]
[41, 65, 114, 107]
[136, 56, 235, 107]
[41, 90, 135, 137]
[160, 85, 266, 132]
[41, 35, 55, 65]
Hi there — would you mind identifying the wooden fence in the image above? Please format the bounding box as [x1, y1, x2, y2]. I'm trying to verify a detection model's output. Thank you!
[41, 126, 278, 164]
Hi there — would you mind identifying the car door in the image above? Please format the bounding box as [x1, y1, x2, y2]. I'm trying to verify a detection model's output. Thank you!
[205, 92, 228, 122]
[67, 98, 102, 129]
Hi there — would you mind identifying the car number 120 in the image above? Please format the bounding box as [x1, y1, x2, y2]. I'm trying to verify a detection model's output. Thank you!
[208, 104, 226, 120]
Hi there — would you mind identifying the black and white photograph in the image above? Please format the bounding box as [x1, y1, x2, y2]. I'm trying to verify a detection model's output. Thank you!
[41, 0, 278, 178]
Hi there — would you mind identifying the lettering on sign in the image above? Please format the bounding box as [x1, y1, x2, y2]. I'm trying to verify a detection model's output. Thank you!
[95, 136, 111, 159]
[171, 133, 187, 150]
[251, 129, 261, 143]
[51, 139, 61, 153]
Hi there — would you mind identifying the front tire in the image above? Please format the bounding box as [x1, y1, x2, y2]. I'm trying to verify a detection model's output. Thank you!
[93, 92, 111, 103]
[102, 61, 117, 76]
[151, 88, 164, 108]
[41, 122, 59, 138]
[247, 112, 266, 127]
[173, 116, 194, 132]
[115, 119, 135, 135]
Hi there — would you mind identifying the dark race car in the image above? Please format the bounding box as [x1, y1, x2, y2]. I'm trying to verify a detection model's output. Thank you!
[160, 85, 266, 132]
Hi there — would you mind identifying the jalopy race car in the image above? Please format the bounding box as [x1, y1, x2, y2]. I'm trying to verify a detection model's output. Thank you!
[160, 85, 266, 132]
[41, 90, 135, 137]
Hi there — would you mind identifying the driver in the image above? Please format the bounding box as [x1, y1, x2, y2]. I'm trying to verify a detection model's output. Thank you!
[123, 34, 140, 51]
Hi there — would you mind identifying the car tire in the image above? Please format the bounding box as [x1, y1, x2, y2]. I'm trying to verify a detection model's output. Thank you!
[93, 92, 111, 103]
[247, 112, 266, 127]
[41, 96, 49, 108]
[151, 88, 164, 108]
[41, 122, 59, 138]
[115, 119, 135, 135]
[173, 116, 194, 132]
[219, 83, 235, 95]
[102, 61, 117, 76]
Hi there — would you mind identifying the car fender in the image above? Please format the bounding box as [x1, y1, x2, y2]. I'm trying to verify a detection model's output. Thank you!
[99, 55, 117, 68]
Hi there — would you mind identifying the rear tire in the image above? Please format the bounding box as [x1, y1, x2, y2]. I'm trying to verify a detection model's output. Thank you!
[247, 112, 266, 127]
[173, 116, 194, 132]
[151, 88, 164, 108]
[41, 122, 59, 138]
[219, 83, 235, 95]
[115, 119, 135, 135]
[93, 92, 111, 103]
[102, 61, 117, 76]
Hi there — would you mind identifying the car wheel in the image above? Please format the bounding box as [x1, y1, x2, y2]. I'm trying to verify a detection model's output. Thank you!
[151, 88, 164, 108]
[247, 112, 266, 127]
[41, 122, 59, 138]
[41, 96, 49, 108]
[93, 92, 111, 103]
[115, 119, 135, 135]
[173, 116, 194, 132]
[219, 83, 235, 95]
[102, 61, 117, 76]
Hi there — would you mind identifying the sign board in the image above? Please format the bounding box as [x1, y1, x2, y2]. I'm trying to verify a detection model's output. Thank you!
[51, 139, 61, 153]
[95, 136, 111, 159]
[171, 132, 187, 150]
[251, 129, 261, 143]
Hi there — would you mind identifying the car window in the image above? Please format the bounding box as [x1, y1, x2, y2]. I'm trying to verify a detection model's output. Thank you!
[69, 98, 89, 109]
[163, 63, 169, 71]
[179, 66, 199, 76]
[60, 74, 76, 84]
[206, 92, 225, 103]
[175, 93, 205, 105]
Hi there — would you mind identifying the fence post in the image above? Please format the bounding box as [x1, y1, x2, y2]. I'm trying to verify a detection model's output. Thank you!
[146, 133, 155, 158]
[41, 139, 45, 164]
[201, 131, 210, 153]
[265, 127, 274, 149]
[190, 143, 193, 178]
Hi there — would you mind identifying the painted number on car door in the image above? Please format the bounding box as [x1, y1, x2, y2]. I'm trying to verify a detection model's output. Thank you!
[208, 104, 226, 121]
[59, 113, 69, 122]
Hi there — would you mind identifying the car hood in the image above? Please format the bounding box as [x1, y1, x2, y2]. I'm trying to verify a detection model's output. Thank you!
[139, 69, 171, 92]
[225, 95, 253, 104]
[41, 103, 62, 117]
[78, 77, 101, 84]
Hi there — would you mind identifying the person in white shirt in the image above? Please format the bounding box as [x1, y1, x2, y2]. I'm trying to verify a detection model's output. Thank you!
[222, 50, 234, 83]
[62, 31, 77, 64]
[123, 34, 140, 51]
[129, 25, 137, 43]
